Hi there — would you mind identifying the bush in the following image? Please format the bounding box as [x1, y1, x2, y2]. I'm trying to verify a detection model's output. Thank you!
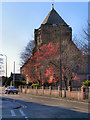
[32, 83, 38, 89]
[5, 77, 12, 87]
[32, 84, 38, 86]
[28, 82, 32, 86]
[14, 80, 27, 88]
[82, 80, 90, 87]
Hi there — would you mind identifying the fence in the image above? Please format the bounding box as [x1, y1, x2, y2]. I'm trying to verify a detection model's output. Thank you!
[18, 85, 90, 101]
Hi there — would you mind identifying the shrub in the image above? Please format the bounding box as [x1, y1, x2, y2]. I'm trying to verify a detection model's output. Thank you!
[32, 84, 38, 86]
[14, 80, 26, 87]
[5, 77, 12, 87]
[32, 83, 38, 89]
[28, 82, 32, 86]
[82, 80, 90, 87]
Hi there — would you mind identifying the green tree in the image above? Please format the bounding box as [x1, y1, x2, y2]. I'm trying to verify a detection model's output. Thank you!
[5, 77, 12, 87]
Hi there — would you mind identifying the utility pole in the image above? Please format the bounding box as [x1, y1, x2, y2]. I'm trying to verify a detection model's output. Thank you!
[13, 61, 15, 86]
[6, 56, 7, 78]
[60, 28, 62, 97]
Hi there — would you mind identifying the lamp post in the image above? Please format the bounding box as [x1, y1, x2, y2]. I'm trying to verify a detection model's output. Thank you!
[0, 54, 7, 78]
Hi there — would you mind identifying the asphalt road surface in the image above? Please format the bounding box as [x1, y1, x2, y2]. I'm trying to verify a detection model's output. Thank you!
[0, 91, 90, 120]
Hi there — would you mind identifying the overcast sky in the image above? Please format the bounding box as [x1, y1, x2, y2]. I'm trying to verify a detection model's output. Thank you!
[1, 2, 88, 77]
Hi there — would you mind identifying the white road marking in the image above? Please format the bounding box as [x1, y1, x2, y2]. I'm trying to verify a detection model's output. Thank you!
[19, 109, 25, 116]
[19, 109, 28, 118]
[11, 110, 16, 116]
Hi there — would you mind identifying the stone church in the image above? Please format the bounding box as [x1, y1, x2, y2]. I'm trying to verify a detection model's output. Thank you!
[21, 4, 89, 88]
[33, 5, 72, 54]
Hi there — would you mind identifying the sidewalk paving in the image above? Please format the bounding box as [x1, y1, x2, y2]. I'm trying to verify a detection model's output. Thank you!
[0, 97, 21, 109]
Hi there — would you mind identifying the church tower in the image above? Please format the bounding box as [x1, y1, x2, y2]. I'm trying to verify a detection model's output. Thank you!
[33, 5, 72, 54]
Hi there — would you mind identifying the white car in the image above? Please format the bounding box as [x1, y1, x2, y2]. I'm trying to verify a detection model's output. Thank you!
[5, 86, 18, 94]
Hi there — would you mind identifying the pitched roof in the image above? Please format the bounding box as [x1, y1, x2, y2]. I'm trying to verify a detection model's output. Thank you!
[42, 8, 67, 26]
[11, 73, 22, 80]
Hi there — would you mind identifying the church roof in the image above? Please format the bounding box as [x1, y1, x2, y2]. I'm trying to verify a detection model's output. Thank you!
[42, 8, 68, 26]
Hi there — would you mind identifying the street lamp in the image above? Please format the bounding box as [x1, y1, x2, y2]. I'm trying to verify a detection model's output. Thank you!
[0, 54, 7, 78]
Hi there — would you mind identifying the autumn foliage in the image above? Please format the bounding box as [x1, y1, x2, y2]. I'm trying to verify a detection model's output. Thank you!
[21, 41, 81, 88]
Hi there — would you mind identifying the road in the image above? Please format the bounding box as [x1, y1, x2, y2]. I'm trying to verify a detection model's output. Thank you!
[0, 91, 90, 120]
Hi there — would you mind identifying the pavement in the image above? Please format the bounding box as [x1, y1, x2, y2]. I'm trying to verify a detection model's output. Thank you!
[0, 87, 89, 119]
[0, 97, 21, 109]
[0, 87, 21, 110]
[1, 97, 89, 119]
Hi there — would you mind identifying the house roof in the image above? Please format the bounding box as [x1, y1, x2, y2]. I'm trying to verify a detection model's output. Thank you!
[42, 8, 67, 26]
[11, 73, 22, 80]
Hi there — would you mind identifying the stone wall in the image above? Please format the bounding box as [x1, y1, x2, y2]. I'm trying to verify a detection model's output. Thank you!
[34, 24, 72, 50]
[19, 86, 90, 101]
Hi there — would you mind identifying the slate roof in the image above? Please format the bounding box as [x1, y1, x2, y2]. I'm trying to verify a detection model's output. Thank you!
[42, 8, 67, 26]
[10, 72, 25, 81]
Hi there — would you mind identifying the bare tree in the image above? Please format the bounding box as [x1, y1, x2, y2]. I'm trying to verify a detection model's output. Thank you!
[83, 22, 90, 40]
[73, 22, 90, 55]
[20, 40, 34, 66]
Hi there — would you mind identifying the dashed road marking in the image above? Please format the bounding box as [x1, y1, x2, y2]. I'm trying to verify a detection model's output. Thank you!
[19, 109, 28, 118]
[19, 109, 25, 116]
[11, 110, 16, 116]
